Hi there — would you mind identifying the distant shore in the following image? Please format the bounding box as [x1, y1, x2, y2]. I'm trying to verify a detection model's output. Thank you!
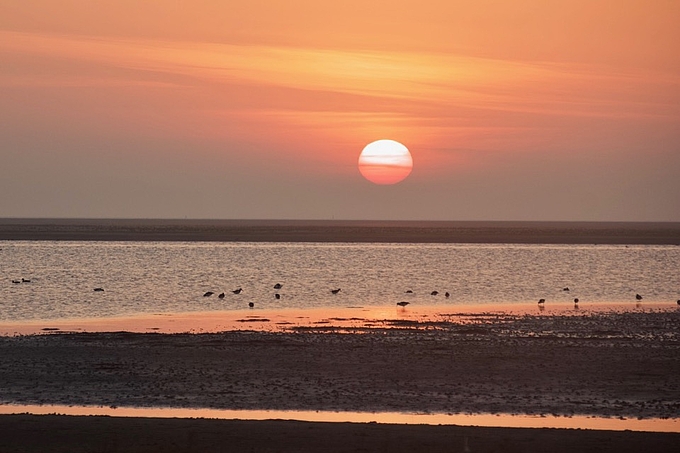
[1, 219, 679, 244]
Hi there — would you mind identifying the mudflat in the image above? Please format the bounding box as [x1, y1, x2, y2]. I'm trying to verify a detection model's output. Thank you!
[1, 309, 679, 451]
[1, 218, 679, 244]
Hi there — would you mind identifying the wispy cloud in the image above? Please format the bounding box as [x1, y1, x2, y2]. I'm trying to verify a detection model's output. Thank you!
[2, 30, 677, 121]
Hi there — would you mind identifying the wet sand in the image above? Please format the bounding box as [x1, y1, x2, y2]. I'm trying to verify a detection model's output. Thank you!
[1, 308, 679, 451]
[2, 218, 679, 244]
[1, 414, 679, 453]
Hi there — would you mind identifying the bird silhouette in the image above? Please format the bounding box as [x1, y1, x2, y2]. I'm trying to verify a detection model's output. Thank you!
[445, 292, 450, 298]
[274, 283, 283, 289]
[275, 293, 281, 300]
[218, 292, 225, 299]
[574, 298, 579, 303]
[233, 288, 243, 294]
[563, 287, 570, 291]
[538, 298, 545, 305]
[94, 287, 105, 292]
[396, 301, 410, 307]
[248, 302, 254, 308]
[203, 291, 214, 297]
[635, 294, 642, 301]
[21, 278, 31, 283]
[11, 280, 20, 284]
[431, 291, 438, 296]
[331, 288, 341, 294]
[405, 290, 413, 294]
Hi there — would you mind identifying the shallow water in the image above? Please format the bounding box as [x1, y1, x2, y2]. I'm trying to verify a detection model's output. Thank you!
[0, 404, 677, 433]
[2, 241, 678, 321]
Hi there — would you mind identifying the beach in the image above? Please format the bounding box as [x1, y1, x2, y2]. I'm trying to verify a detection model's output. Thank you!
[1, 307, 679, 451]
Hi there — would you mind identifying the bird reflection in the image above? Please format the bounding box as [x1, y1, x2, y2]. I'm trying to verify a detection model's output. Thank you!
[538, 298, 545, 312]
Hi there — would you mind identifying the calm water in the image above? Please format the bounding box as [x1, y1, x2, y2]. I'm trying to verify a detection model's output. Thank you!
[1, 241, 678, 321]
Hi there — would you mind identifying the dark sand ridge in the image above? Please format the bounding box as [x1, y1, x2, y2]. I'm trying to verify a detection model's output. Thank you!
[1, 414, 679, 453]
[1, 310, 679, 451]
[1, 218, 679, 244]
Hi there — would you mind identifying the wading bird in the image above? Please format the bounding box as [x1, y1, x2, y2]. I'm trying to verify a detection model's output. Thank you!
[396, 301, 410, 307]
[331, 288, 341, 294]
[233, 288, 243, 294]
[203, 291, 214, 297]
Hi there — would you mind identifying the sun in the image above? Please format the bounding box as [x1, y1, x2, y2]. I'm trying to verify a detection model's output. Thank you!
[358, 140, 413, 185]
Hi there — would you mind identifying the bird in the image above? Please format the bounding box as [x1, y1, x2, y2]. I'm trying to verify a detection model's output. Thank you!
[274, 283, 283, 289]
[11, 280, 21, 284]
[275, 293, 281, 300]
[331, 288, 341, 294]
[396, 301, 410, 307]
[233, 288, 243, 294]
[431, 291, 438, 296]
[574, 298, 579, 304]
[203, 291, 214, 297]
[93, 287, 105, 292]
[445, 292, 450, 298]
[677, 300, 680, 306]
[218, 292, 225, 299]
[635, 294, 642, 301]
[538, 298, 545, 305]
[563, 287, 570, 291]
[405, 290, 413, 294]
[248, 302, 254, 308]
[21, 278, 31, 283]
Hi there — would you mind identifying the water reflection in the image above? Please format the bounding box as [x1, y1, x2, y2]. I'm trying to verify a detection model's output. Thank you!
[2, 241, 679, 322]
[0, 302, 676, 336]
[0, 404, 677, 433]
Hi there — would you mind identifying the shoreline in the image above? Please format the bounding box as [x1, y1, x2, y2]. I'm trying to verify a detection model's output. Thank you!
[1, 219, 679, 244]
[0, 302, 677, 336]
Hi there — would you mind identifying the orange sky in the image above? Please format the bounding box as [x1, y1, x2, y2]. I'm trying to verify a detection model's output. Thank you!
[1, 1, 679, 220]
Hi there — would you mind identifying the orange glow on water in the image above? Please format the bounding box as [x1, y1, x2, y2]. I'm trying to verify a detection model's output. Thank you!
[0, 404, 677, 433]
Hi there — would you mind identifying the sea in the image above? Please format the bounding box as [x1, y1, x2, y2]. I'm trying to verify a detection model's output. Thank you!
[2, 240, 678, 322]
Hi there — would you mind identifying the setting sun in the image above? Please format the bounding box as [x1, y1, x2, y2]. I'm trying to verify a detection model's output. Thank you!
[358, 140, 413, 185]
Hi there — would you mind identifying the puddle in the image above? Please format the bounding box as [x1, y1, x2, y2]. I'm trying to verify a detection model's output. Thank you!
[0, 404, 677, 433]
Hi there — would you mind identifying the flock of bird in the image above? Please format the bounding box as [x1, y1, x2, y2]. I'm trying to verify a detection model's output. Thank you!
[195, 283, 678, 309]
[10, 277, 680, 307]
[200, 284, 287, 308]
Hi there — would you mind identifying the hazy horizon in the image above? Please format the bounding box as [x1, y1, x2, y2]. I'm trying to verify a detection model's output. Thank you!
[1, 1, 679, 221]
